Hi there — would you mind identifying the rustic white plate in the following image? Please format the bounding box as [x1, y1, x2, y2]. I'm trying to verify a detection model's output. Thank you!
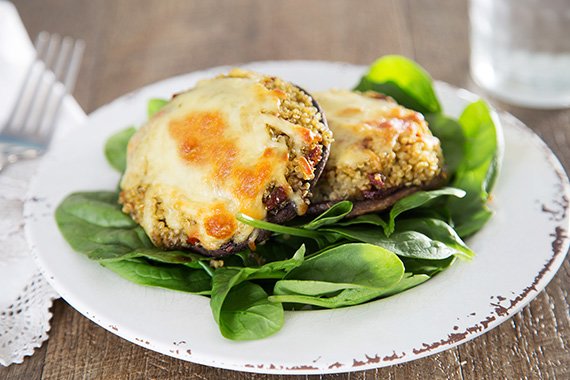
[24, 61, 570, 374]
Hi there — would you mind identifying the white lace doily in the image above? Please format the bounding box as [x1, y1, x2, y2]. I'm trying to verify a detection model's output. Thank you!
[0, 160, 59, 366]
[0, 273, 58, 366]
[0, 2, 86, 366]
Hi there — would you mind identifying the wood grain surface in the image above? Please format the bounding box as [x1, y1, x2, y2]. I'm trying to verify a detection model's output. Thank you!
[3, 0, 569, 378]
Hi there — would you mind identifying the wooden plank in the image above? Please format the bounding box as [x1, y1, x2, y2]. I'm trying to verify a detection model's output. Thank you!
[87, 0, 414, 109]
[38, 300, 149, 380]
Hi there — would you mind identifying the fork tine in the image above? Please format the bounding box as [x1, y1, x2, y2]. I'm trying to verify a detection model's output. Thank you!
[53, 37, 74, 80]
[0, 32, 84, 173]
[3, 33, 50, 134]
[16, 34, 61, 134]
[62, 39, 85, 95]
[38, 38, 85, 145]
[28, 36, 73, 135]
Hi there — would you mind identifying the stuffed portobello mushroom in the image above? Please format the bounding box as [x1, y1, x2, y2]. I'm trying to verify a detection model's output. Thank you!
[310, 89, 445, 216]
[119, 69, 331, 257]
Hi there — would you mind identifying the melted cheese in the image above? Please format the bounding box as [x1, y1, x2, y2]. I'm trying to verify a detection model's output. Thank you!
[121, 73, 312, 251]
[313, 90, 436, 169]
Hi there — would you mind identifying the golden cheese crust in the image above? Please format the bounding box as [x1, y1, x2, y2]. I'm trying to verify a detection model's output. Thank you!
[119, 69, 330, 254]
[312, 89, 443, 203]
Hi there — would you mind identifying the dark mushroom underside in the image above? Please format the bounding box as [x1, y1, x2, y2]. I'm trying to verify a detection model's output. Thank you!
[307, 175, 446, 218]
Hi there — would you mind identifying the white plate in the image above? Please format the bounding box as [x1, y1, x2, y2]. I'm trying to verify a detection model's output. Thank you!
[24, 61, 570, 374]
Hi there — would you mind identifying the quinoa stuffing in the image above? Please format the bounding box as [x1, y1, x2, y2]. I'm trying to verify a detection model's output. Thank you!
[312, 89, 444, 203]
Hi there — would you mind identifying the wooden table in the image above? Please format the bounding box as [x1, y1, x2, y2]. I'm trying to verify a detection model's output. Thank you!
[3, 0, 569, 378]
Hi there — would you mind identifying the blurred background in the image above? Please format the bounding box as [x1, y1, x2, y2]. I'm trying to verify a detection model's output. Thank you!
[14, 0, 471, 112]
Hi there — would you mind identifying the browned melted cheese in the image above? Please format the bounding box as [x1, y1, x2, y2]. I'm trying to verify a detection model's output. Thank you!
[169, 111, 229, 166]
[120, 71, 314, 250]
[314, 90, 435, 169]
[204, 203, 237, 240]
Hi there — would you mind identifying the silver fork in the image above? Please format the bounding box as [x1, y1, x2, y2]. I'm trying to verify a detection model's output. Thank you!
[0, 32, 85, 172]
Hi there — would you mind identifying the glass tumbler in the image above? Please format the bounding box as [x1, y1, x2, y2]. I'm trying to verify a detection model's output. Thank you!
[470, 0, 570, 109]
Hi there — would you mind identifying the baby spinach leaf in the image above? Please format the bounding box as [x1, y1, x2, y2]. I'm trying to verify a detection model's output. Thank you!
[218, 281, 284, 340]
[379, 273, 431, 297]
[425, 113, 465, 176]
[237, 213, 333, 248]
[56, 192, 150, 259]
[104, 127, 136, 173]
[324, 226, 460, 260]
[269, 288, 377, 308]
[301, 201, 353, 230]
[210, 245, 305, 324]
[334, 213, 388, 229]
[448, 100, 499, 237]
[107, 248, 206, 267]
[255, 236, 313, 262]
[102, 258, 211, 294]
[355, 55, 442, 114]
[396, 218, 474, 260]
[247, 245, 306, 280]
[147, 98, 169, 118]
[274, 280, 356, 297]
[385, 187, 466, 236]
[268, 243, 405, 308]
[57, 192, 135, 228]
[401, 256, 455, 276]
[237, 213, 322, 240]
[211, 268, 247, 323]
[454, 206, 493, 238]
[269, 273, 429, 309]
[283, 243, 404, 290]
[457, 100, 498, 174]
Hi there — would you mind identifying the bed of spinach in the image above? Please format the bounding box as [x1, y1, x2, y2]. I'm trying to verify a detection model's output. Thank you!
[55, 56, 501, 341]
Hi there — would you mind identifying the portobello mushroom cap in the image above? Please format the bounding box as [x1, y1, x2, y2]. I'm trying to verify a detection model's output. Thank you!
[119, 69, 331, 257]
[310, 89, 445, 217]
